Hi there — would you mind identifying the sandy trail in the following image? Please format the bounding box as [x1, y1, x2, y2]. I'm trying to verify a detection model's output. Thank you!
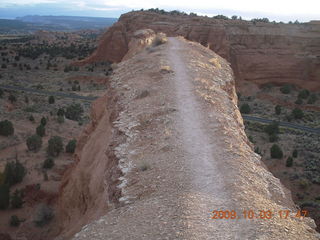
[167, 37, 254, 239]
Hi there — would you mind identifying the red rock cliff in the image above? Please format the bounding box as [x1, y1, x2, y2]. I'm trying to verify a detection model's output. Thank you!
[79, 11, 320, 90]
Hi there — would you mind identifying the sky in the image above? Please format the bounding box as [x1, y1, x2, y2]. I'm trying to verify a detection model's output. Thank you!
[0, 0, 319, 22]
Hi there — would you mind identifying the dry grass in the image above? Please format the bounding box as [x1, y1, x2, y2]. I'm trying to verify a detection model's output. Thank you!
[209, 57, 221, 69]
[152, 33, 168, 47]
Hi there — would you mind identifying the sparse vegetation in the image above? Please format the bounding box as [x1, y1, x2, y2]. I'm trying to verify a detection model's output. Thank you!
[0, 120, 14, 136]
[43, 157, 54, 169]
[292, 108, 304, 119]
[298, 89, 310, 99]
[65, 139, 77, 153]
[286, 156, 293, 167]
[47, 136, 63, 157]
[36, 124, 45, 137]
[240, 103, 251, 114]
[65, 103, 83, 121]
[264, 121, 279, 136]
[10, 189, 23, 209]
[40, 117, 47, 126]
[0, 184, 10, 209]
[293, 149, 298, 158]
[275, 105, 281, 115]
[4, 161, 26, 187]
[280, 84, 291, 94]
[48, 95, 55, 104]
[270, 144, 283, 159]
[27, 135, 42, 152]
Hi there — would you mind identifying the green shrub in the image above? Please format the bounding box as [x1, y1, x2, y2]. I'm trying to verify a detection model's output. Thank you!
[40, 117, 47, 126]
[8, 94, 16, 103]
[275, 105, 281, 115]
[292, 108, 304, 119]
[264, 121, 279, 135]
[43, 158, 54, 169]
[286, 156, 293, 167]
[270, 144, 283, 159]
[299, 179, 309, 189]
[10, 189, 23, 209]
[292, 149, 298, 158]
[10, 215, 20, 227]
[28, 115, 35, 122]
[0, 184, 10, 209]
[34, 204, 54, 227]
[65, 139, 77, 153]
[3, 161, 26, 187]
[47, 136, 63, 157]
[254, 147, 261, 155]
[0, 120, 14, 136]
[26, 135, 42, 152]
[240, 103, 251, 114]
[36, 124, 45, 137]
[269, 133, 278, 142]
[298, 89, 310, 99]
[57, 108, 65, 117]
[307, 94, 317, 104]
[280, 84, 291, 94]
[65, 103, 83, 121]
[48, 96, 55, 104]
[0, 89, 3, 98]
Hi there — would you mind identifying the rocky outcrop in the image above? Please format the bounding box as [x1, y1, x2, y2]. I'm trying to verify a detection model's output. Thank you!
[79, 11, 320, 90]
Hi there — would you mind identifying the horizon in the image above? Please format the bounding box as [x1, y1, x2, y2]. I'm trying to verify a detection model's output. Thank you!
[0, 0, 319, 23]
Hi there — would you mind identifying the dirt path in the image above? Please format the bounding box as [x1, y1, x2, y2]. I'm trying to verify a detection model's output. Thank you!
[71, 37, 319, 240]
[167, 37, 255, 239]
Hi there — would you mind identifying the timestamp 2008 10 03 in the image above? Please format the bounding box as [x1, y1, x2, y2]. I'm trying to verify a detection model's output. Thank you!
[210, 210, 308, 220]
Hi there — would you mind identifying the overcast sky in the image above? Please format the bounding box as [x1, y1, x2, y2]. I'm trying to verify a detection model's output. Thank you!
[0, 0, 319, 22]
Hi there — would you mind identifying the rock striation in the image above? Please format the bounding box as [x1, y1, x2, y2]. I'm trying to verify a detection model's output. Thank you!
[78, 11, 320, 90]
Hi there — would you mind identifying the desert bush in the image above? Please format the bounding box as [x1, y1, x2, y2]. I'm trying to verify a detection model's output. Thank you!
[10, 215, 20, 227]
[307, 94, 317, 104]
[280, 84, 291, 94]
[298, 89, 310, 99]
[57, 108, 65, 117]
[65, 103, 83, 121]
[1, 63, 7, 68]
[269, 133, 278, 142]
[10, 189, 23, 209]
[286, 156, 293, 167]
[292, 149, 298, 158]
[4, 161, 26, 186]
[240, 103, 251, 114]
[0, 120, 14, 136]
[292, 108, 304, 119]
[254, 147, 261, 155]
[8, 94, 16, 103]
[36, 124, 45, 137]
[43, 157, 54, 169]
[40, 117, 47, 126]
[0, 89, 3, 98]
[65, 139, 77, 153]
[270, 144, 283, 159]
[26, 135, 42, 152]
[48, 96, 55, 104]
[29, 115, 35, 122]
[0, 184, 10, 209]
[264, 121, 279, 135]
[47, 136, 63, 157]
[34, 204, 54, 227]
[275, 105, 281, 115]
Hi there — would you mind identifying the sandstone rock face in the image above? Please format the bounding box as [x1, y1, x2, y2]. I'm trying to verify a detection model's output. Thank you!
[81, 11, 320, 90]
